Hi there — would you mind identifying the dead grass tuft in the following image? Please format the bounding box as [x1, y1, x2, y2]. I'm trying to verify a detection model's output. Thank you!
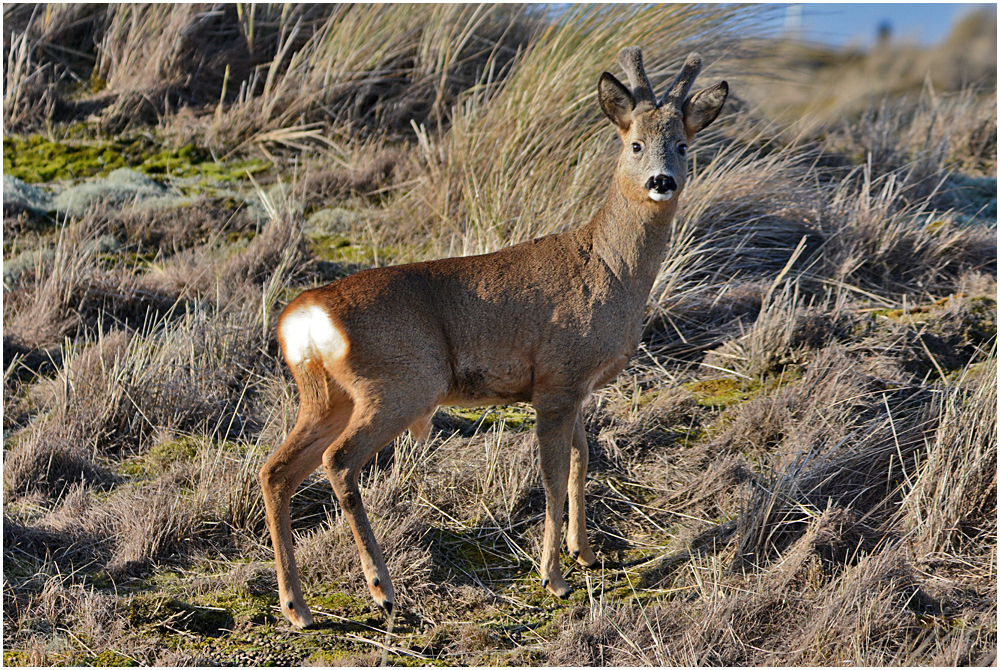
[296, 146, 409, 209]
[4, 216, 182, 348]
[110, 197, 258, 255]
[3, 424, 116, 503]
[899, 349, 997, 554]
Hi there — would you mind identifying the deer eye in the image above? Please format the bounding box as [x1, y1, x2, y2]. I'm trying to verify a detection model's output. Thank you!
[631, 142, 642, 154]
[677, 143, 688, 157]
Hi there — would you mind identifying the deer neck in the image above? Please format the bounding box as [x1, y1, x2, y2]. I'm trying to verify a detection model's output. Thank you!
[583, 173, 676, 301]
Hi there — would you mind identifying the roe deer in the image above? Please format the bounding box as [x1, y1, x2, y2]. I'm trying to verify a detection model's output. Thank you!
[261, 46, 728, 628]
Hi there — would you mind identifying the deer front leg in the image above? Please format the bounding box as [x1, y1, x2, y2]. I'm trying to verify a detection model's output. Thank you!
[567, 413, 598, 568]
[534, 396, 581, 598]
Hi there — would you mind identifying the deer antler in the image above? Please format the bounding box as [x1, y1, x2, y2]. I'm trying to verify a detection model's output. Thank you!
[616, 46, 656, 111]
[661, 52, 703, 108]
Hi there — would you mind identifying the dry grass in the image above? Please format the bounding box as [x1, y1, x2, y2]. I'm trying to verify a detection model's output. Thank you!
[389, 4, 764, 255]
[3, 3, 995, 666]
[3, 4, 536, 141]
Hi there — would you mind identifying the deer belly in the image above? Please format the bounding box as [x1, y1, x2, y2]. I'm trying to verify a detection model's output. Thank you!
[443, 359, 533, 407]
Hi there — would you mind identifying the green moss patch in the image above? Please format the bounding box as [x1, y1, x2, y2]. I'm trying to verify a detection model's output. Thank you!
[308, 232, 414, 268]
[148, 438, 199, 468]
[142, 147, 271, 183]
[3, 652, 28, 667]
[685, 364, 804, 411]
[192, 589, 276, 626]
[4, 134, 270, 186]
[447, 404, 536, 433]
[874, 296, 953, 323]
[872, 294, 997, 374]
[685, 377, 759, 409]
[120, 437, 200, 479]
[5, 135, 128, 182]
[127, 593, 234, 637]
[84, 650, 139, 667]
[874, 294, 996, 339]
[310, 590, 373, 619]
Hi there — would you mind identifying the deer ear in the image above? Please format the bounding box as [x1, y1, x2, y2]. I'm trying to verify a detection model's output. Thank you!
[598, 72, 635, 130]
[682, 81, 728, 137]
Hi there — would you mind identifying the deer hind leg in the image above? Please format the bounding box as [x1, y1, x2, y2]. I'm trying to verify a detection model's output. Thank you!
[534, 394, 582, 598]
[567, 413, 598, 568]
[260, 377, 353, 629]
[322, 388, 436, 614]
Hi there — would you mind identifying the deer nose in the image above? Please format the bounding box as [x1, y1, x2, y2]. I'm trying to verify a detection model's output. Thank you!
[645, 174, 676, 193]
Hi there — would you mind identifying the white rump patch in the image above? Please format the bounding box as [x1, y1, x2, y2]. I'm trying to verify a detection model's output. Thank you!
[648, 190, 674, 202]
[281, 305, 347, 366]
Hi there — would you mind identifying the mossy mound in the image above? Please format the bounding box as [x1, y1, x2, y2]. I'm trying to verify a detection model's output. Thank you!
[685, 377, 759, 409]
[127, 593, 234, 637]
[84, 650, 139, 667]
[119, 437, 200, 479]
[4, 135, 132, 182]
[4, 134, 271, 186]
[447, 404, 536, 433]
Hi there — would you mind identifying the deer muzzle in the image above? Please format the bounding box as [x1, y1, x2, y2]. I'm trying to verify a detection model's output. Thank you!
[645, 173, 677, 201]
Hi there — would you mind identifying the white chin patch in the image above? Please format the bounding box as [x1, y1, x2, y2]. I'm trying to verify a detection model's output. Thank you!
[648, 190, 674, 202]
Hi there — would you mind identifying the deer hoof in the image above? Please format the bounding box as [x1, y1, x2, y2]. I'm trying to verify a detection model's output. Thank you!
[368, 575, 395, 614]
[284, 601, 314, 629]
[574, 547, 599, 568]
[542, 575, 573, 598]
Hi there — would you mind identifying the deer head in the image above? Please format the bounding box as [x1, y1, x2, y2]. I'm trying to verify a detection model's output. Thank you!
[598, 47, 728, 205]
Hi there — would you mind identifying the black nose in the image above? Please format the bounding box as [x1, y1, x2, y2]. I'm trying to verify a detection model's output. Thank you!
[645, 174, 677, 193]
